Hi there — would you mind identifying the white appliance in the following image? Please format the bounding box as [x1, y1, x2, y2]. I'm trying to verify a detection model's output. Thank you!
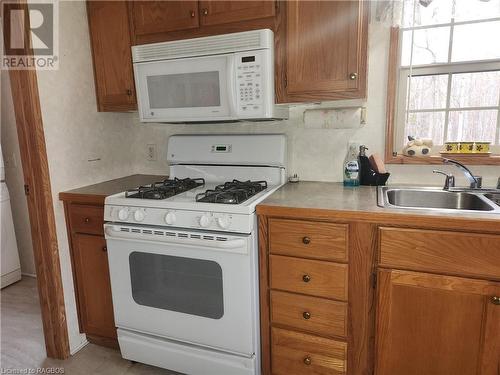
[132, 29, 288, 123]
[1, 146, 22, 288]
[104, 134, 286, 375]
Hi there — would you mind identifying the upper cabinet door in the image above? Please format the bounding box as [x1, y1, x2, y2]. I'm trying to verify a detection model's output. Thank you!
[279, 0, 368, 103]
[376, 270, 500, 375]
[87, 1, 136, 112]
[130, 1, 199, 36]
[198, 1, 275, 26]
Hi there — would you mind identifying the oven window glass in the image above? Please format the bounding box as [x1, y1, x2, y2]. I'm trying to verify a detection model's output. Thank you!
[147, 71, 221, 109]
[129, 252, 224, 319]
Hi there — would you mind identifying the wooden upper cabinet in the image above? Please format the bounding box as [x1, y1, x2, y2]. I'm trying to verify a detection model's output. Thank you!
[277, 0, 368, 103]
[198, 1, 275, 26]
[130, 1, 199, 36]
[376, 270, 500, 375]
[87, 1, 136, 112]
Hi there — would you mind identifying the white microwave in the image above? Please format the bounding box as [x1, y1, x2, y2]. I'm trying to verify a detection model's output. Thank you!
[132, 29, 288, 123]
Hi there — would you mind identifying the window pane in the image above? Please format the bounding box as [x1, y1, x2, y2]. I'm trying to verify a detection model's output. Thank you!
[450, 71, 500, 108]
[454, 0, 500, 22]
[408, 74, 448, 109]
[404, 111, 446, 145]
[447, 110, 498, 143]
[402, 0, 453, 27]
[452, 21, 500, 62]
[402, 27, 450, 65]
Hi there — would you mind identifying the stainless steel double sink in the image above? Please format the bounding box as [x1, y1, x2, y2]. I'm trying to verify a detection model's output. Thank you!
[377, 186, 500, 213]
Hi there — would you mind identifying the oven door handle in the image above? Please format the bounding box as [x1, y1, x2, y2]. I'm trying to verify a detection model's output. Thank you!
[104, 225, 248, 252]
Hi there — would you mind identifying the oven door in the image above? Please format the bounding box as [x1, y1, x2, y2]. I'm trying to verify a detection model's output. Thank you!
[104, 223, 256, 356]
[134, 54, 236, 123]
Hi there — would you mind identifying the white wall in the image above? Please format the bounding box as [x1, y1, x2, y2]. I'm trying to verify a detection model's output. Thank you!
[1, 71, 36, 276]
[29, 0, 500, 355]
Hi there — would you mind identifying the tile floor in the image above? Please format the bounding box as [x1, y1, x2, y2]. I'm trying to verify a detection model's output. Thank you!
[1, 277, 179, 374]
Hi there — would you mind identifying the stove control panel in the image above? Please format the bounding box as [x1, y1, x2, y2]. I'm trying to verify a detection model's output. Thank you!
[105, 205, 252, 234]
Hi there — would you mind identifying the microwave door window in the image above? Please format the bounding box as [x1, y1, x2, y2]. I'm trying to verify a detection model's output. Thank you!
[129, 252, 224, 319]
[147, 71, 221, 109]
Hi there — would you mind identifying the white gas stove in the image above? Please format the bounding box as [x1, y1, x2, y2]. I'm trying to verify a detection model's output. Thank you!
[104, 134, 286, 375]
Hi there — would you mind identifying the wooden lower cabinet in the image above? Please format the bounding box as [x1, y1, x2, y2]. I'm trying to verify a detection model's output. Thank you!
[271, 327, 347, 375]
[63, 202, 117, 347]
[375, 269, 500, 375]
[72, 233, 116, 341]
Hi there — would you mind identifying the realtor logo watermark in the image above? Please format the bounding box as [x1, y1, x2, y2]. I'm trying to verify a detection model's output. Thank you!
[2, 0, 59, 70]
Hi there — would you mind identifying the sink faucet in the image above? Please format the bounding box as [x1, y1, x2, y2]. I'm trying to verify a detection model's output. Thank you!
[442, 158, 482, 189]
[433, 170, 455, 190]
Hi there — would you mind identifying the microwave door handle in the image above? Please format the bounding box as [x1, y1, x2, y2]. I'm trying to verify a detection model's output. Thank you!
[226, 55, 237, 117]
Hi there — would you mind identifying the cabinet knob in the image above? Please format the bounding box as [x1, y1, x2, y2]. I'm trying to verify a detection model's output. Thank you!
[202, 8, 208, 15]
[190, 10, 195, 17]
[349, 72, 358, 80]
[491, 296, 500, 305]
[84, 217, 90, 223]
[126, 89, 132, 96]
[302, 236, 311, 245]
[302, 274, 311, 283]
[102, 246, 107, 252]
[302, 311, 311, 320]
[303, 356, 312, 365]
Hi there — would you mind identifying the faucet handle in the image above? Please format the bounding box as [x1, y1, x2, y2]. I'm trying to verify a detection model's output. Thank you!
[433, 170, 455, 190]
[472, 176, 482, 189]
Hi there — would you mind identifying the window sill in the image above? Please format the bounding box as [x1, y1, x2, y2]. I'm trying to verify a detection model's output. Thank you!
[385, 154, 500, 165]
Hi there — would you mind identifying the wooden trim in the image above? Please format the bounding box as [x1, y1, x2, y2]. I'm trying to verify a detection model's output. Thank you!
[4, 1, 70, 359]
[347, 222, 377, 375]
[384, 26, 400, 163]
[384, 27, 500, 165]
[258, 215, 272, 375]
[386, 154, 500, 165]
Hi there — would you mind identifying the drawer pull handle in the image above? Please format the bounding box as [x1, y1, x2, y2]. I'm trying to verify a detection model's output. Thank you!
[303, 311, 311, 320]
[190, 10, 195, 17]
[202, 8, 208, 15]
[84, 217, 90, 223]
[102, 246, 107, 252]
[303, 356, 312, 365]
[492, 296, 500, 305]
[302, 236, 311, 245]
[302, 274, 311, 283]
[349, 72, 358, 80]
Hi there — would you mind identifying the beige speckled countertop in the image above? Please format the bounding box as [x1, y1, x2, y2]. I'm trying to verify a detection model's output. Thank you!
[257, 182, 500, 227]
[59, 174, 167, 205]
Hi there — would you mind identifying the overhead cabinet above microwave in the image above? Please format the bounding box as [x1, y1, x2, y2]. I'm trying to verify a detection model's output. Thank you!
[86, 1, 368, 113]
[132, 29, 287, 123]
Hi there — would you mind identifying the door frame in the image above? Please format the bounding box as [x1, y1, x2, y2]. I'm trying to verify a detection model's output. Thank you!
[3, 1, 70, 359]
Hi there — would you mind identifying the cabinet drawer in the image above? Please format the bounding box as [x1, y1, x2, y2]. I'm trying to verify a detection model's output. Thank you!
[269, 219, 348, 262]
[379, 227, 500, 280]
[270, 255, 348, 301]
[271, 327, 347, 375]
[69, 204, 104, 235]
[271, 291, 347, 338]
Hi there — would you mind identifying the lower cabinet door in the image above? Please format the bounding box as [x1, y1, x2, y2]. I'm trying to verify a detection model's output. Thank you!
[72, 234, 117, 339]
[375, 269, 500, 375]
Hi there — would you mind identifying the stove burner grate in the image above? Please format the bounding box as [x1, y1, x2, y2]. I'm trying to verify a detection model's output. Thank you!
[196, 180, 267, 204]
[125, 177, 205, 200]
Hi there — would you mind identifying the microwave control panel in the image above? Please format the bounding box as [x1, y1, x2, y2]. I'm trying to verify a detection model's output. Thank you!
[235, 50, 269, 116]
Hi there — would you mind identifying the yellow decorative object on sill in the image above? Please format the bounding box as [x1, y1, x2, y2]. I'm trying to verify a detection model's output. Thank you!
[441, 142, 491, 154]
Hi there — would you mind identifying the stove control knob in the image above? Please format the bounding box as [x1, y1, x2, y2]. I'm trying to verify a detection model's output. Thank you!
[118, 208, 129, 221]
[134, 210, 145, 222]
[164, 212, 176, 225]
[199, 214, 212, 228]
[217, 215, 232, 229]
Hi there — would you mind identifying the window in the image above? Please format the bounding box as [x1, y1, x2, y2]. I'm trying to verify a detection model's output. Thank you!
[389, 0, 500, 162]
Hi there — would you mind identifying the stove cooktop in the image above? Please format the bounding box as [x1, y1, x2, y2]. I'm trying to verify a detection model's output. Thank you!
[125, 178, 205, 200]
[196, 180, 268, 204]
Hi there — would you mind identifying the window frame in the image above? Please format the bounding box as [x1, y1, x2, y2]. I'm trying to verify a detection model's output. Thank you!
[385, 25, 500, 165]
